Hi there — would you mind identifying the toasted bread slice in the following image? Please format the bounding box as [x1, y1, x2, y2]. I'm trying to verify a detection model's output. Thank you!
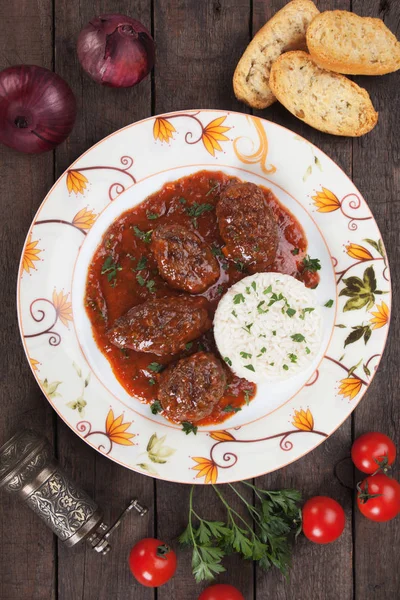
[307, 10, 400, 75]
[269, 51, 378, 136]
[233, 0, 319, 109]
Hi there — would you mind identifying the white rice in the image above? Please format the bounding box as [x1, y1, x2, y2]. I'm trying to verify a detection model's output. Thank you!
[214, 273, 322, 383]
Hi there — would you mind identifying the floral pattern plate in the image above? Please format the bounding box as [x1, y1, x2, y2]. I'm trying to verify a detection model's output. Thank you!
[18, 110, 391, 484]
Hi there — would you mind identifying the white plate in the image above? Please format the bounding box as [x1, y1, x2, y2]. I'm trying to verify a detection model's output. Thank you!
[18, 110, 391, 484]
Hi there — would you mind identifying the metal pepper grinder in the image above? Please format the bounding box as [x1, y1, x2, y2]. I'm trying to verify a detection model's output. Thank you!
[0, 429, 148, 554]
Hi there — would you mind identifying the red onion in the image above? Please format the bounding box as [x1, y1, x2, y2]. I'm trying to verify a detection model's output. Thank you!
[77, 14, 155, 88]
[0, 65, 77, 154]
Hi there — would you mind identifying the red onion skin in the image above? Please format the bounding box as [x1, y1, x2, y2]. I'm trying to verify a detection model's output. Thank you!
[77, 14, 155, 88]
[0, 65, 77, 154]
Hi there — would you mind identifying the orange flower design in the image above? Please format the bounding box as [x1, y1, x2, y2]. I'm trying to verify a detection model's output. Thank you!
[370, 301, 390, 330]
[209, 430, 236, 442]
[192, 457, 218, 484]
[292, 409, 314, 432]
[345, 243, 373, 261]
[338, 377, 363, 400]
[52, 289, 73, 328]
[312, 188, 341, 213]
[22, 235, 41, 274]
[72, 207, 97, 231]
[105, 409, 135, 446]
[29, 357, 40, 372]
[201, 116, 230, 156]
[153, 117, 176, 143]
[67, 170, 88, 195]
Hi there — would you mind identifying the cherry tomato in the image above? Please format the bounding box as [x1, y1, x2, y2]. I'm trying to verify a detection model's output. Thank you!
[198, 584, 245, 600]
[129, 538, 177, 587]
[357, 474, 400, 522]
[302, 496, 345, 544]
[351, 432, 396, 474]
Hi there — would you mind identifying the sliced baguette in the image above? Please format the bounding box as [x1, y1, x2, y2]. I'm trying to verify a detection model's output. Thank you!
[269, 51, 378, 137]
[233, 0, 319, 109]
[307, 11, 400, 75]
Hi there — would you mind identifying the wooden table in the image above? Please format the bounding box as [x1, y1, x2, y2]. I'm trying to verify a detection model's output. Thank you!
[1, 1, 399, 598]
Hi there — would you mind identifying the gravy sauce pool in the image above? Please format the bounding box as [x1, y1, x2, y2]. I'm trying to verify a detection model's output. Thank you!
[85, 170, 317, 426]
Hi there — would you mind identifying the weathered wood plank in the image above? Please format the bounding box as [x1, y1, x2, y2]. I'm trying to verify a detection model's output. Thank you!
[0, 1, 56, 599]
[251, 1, 354, 599]
[54, 2, 154, 599]
[352, 1, 400, 598]
[153, 1, 254, 598]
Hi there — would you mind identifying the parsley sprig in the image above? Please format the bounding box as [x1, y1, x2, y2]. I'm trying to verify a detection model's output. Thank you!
[185, 202, 214, 229]
[180, 483, 301, 583]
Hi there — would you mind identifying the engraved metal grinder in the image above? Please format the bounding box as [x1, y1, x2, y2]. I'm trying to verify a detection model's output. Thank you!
[0, 429, 148, 554]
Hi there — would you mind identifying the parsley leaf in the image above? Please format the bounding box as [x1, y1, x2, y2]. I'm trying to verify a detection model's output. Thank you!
[244, 364, 255, 372]
[185, 202, 214, 228]
[234, 260, 246, 272]
[146, 280, 156, 293]
[133, 225, 153, 243]
[148, 362, 163, 373]
[291, 248, 299, 255]
[283, 364, 289, 371]
[182, 422, 198, 435]
[222, 405, 242, 413]
[291, 333, 306, 343]
[133, 255, 147, 271]
[136, 273, 146, 286]
[325, 299, 334, 308]
[146, 211, 159, 220]
[211, 245, 224, 258]
[101, 256, 122, 286]
[224, 356, 232, 367]
[233, 293, 245, 305]
[302, 255, 321, 272]
[286, 308, 296, 317]
[150, 400, 162, 414]
[240, 351, 252, 359]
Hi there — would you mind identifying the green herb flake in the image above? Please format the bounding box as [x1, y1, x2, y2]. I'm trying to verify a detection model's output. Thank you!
[101, 256, 122, 286]
[222, 405, 242, 413]
[185, 202, 214, 229]
[291, 248, 299, 255]
[147, 211, 159, 220]
[235, 261, 246, 272]
[150, 400, 162, 415]
[206, 182, 219, 196]
[136, 273, 146, 286]
[133, 255, 147, 271]
[299, 307, 315, 320]
[148, 362, 164, 373]
[324, 299, 334, 308]
[288, 353, 297, 363]
[302, 255, 321, 272]
[146, 280, 156, 293]
[217, 285, 224, 295]
[149, 378, 156, 386]
[179, 197, 186, 204]
[251, 281, 257, 291]
[240, 351, 252, 359]
[272, 330, 276, 336]
[270, 362, 275, 366]
[182, 422, 198, 435]
[305, 347, 311, 354]
[133, 225, 153, 243]
[263, 285, 273, 295]
[233, 293, 245, 305]
[291, 334, 306, 343]
[282, 364, 289, 371]
[244, 364, 255, 372]
[211, 245, 224, 258]
[120, 348, 129, 358]
[232, 310, 238, 318]
[224, 356, 232, 367]
[242, 323, 253, 334]
[244, 389, 252, 406]
[185, 342, 193, 350]
[286, 308, 296, 318]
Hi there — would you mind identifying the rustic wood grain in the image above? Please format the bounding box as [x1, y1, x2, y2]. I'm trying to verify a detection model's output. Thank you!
[0, 1, 57, 599]
[54, 2, 155, 599]
[252, 1, 354, 599]
[351, 1, 400, 598]
[153, 1, 254, 598]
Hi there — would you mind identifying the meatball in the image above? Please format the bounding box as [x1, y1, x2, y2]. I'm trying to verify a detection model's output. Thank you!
[151, 223, 220, 293]
[216, 182, 279, 270]
[107, 297, 211, 356]
[158, 352, 226, 422]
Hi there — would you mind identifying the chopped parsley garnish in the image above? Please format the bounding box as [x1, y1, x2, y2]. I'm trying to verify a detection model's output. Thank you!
[206, 182, 219, 196]
[224, 356, 232, 367]
[221, 263, 229, 271]
[232, 310, 238, 318]
[234, 260, 246, 272]
[286, 308, 296, 317]
[211, 245, 224, 258]
[179, 197, 186, 204]
[272, 330, 276, 336]
[267, 292, 284, 306]
[148, 362, 163, 373]
[325, 299, 334, 308]
[242, 323, 253, 334]
[244, 389, 252, 406]
[244, 364, 255, 372]
[270, 362, 275, 366]
[150, 400, 162, 414]
[302, 255, 321, 272]
[101, 256, 122, 286]
[299, 307, 315, 320]
[282, 364, 289, 371]
[291, 333, 306, 343]
[233, 293, 245, 305]
[185, 202, 214, 228]
[263, 285, 273, 295]
[133, 255, 147, 271]
[251, 281, 257, 291]
[146, 211, 159, 220]
[136, 273, 146, 286]
[240, 351, 252, 359]
[146, 280, 156, 293]
[256, 347, 267, 358]
[149, 378, 156, 386]
[182, 422, 198, 435]
[217, 285, 224, 295]
[291, 248, 299, 255]
[222, 405, 242, 413]
[306, 347, 311, 354]
[245, 286, 251, 294]
[133, 225, 153, 243]
[288, 353, 298, 363]
[185, 342, 193, 350]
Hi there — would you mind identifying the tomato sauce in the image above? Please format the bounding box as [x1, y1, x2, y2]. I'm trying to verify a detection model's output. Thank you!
[85, 170, 317, 426]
